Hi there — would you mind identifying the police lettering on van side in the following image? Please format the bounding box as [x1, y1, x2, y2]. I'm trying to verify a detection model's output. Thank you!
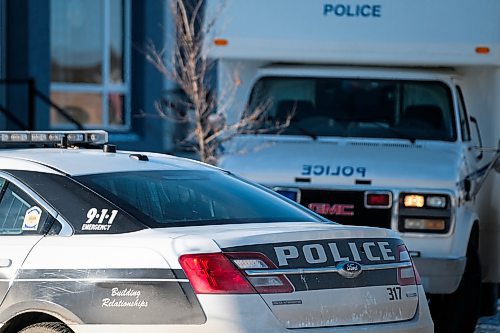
[323, 3, 382, 18]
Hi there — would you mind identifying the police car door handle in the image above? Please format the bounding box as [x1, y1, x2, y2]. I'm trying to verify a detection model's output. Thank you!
[0, 259, 12, 268]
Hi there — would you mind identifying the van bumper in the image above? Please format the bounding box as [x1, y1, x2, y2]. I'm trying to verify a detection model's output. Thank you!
[412, 256, 466, 294]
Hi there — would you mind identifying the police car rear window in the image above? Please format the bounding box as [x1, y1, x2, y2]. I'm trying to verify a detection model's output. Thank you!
[76, 170, 320, 227]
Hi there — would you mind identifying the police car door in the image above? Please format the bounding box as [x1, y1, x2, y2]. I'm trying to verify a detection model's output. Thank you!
[0, 175, 51, 305]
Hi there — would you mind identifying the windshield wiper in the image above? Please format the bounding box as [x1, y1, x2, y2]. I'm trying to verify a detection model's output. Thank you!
[371, 122, 417, 144]
[287, 123, 318, 140]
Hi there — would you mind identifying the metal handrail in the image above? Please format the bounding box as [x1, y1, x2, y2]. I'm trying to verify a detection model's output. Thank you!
[0, 78, 83, 130]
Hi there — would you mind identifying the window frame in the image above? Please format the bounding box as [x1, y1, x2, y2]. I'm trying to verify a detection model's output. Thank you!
[50, 0, 132, 130]
[456, 85, 472, 142]
[0, 181, 48, 235]
[0, 172, 72, 236]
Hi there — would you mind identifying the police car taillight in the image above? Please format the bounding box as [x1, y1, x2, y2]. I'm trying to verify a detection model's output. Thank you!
[227, 252, 294, 294]
[396, 245, 421, 285]
[179, 253, 256, 294]
[179, 252, 293, 294]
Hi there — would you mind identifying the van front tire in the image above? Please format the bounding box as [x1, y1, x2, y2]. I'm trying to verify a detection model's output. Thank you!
[429, 241, 481, 333]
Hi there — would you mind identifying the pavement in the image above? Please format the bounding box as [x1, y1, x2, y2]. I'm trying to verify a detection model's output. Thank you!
[476, 301, 500, 332]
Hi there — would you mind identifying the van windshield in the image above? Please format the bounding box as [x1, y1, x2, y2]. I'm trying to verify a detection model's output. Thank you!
[247, 77, 456, 141]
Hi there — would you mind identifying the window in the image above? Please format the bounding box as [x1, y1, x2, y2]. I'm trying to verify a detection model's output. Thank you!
[0, 182, 47, 235]
[50, 0, 131, 129]
[5, 171, 143, 235]
[77, 170, 320, 227]
[248, 77, 456, 141]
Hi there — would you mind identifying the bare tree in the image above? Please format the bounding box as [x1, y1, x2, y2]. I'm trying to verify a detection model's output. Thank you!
[145, 0, 289, 165]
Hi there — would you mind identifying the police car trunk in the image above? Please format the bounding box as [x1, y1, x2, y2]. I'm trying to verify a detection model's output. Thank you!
[174, 223, 420, 328]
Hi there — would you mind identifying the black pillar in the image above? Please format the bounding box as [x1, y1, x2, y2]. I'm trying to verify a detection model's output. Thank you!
[5, 0, 50, 130]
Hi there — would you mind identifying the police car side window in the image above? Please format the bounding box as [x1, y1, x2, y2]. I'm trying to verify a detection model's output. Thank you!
[5, 170, 145, 235]
[0, 181, 47, 235]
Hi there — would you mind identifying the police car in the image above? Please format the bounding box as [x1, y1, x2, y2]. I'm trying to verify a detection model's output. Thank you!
[0, 131, 432, 333]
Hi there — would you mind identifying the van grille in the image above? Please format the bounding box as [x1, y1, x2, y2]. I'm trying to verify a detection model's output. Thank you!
[299, 189, 392, 229]
[347, 141, 423, 149]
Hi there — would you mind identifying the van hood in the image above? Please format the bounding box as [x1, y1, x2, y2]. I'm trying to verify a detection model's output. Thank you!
[220, 137, 464, 189]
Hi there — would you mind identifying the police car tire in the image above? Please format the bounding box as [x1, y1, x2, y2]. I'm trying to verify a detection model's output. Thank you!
[430, 244, 481, 333]
[18, 322, 73, 333]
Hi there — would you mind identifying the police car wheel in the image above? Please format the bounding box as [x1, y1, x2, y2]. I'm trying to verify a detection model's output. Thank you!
[18, 322, 73, 333]
[430, 242, 481, 333]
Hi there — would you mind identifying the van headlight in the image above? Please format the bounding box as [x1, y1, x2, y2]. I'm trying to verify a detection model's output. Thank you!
[402, 194, 448, 209]
[403, 194, 425, 208]
[426, 196, 447, 208]
[399, 193, 451, 233]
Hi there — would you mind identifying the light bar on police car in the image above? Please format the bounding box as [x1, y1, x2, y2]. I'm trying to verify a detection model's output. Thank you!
[0, 131, 108, 145]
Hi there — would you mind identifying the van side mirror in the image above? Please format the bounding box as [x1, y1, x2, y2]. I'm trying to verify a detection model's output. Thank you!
[470, 116, 483, 160]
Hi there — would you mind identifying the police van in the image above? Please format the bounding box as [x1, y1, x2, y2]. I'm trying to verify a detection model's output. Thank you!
[204, 0, 500, 331]
[0, 131, 432, 332]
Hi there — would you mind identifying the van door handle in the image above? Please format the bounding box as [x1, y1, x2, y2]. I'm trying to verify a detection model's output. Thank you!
[0, 259, 12, 268]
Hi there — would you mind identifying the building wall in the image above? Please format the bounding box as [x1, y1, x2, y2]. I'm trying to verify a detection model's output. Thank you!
[0, 0, 172, 153]
[0, 0, 5, 129]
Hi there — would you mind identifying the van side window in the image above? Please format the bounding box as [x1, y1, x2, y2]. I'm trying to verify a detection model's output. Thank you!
[0, 181, 48, 235]
[456, 86, 471, 142]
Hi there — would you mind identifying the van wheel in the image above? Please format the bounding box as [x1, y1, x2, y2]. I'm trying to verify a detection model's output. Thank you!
[480, 282, 498, 316]
[18, 322, 73, 333]
[430, 241, 481, 333]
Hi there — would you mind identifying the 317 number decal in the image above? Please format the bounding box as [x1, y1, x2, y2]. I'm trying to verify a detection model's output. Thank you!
[387, 287, 402, 301]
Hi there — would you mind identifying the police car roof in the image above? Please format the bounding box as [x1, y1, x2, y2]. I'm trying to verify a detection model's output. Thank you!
[0, 148, 217, 176]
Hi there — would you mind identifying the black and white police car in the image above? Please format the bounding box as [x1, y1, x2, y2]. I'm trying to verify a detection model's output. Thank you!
[0, 131, 432, 333]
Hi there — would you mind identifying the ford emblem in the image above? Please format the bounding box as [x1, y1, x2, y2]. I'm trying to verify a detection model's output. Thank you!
[337, 261, 363, 279]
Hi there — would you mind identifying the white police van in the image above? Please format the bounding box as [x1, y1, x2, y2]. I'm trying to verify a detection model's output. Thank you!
[203, 0, 500, 331]
[0, 131, 432, 332]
